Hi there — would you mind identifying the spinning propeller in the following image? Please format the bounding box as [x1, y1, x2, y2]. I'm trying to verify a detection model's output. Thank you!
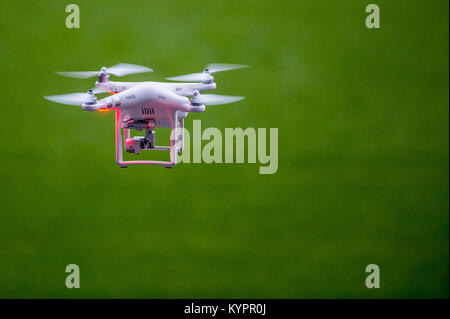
[56, 63, 153, 79]
[44, 89, 103, 111]
[167, 63, 248, 83]
[44, 90, 96, 106]
[190, 90, 244, 106]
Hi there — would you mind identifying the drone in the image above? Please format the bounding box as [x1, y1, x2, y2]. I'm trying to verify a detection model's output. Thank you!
[44, 63, 248, 168]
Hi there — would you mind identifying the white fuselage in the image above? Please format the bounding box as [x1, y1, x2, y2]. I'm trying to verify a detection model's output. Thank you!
[89, 82, 208, 127]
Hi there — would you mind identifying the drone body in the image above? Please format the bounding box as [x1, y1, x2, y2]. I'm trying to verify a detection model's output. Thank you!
[44, 63, 247, 168]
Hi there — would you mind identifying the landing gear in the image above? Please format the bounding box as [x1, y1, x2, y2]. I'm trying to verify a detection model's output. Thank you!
[114, 110, 183, 168]
[176, 118, 184, 155]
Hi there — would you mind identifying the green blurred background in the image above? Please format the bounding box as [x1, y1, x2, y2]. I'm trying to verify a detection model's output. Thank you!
[0, 0, 448, 298]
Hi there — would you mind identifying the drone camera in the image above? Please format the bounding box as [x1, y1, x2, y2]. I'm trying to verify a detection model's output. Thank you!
[124, 129, 155, 154]
[125, 136, 146, 154]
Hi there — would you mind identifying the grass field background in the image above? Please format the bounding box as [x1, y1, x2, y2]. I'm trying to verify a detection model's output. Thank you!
[0, 0, 448, 298]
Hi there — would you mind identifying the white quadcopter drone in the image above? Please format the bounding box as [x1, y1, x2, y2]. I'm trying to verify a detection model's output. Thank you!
[44, 63, 248, 168]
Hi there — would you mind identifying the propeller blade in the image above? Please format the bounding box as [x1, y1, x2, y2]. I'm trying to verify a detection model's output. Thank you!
[206, 63, 249, 73]
[55, 71, 99, 79]
[194, 94, 245, 106]
[107, 63, 153, 77]
[44, 92, 91, 106]
[166, 63, 248, 82]
[166, 72, 212, 82]
[56, 63, 152, 79]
